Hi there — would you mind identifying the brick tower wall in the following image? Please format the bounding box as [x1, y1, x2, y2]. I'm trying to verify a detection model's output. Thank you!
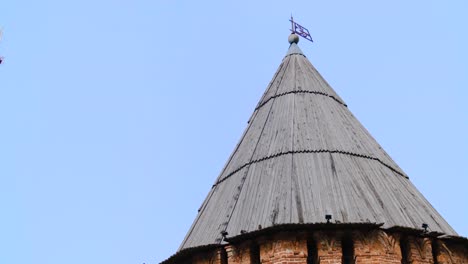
[188, 230, 467, 264]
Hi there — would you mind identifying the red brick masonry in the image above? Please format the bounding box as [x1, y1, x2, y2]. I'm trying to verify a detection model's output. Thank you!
[188, 230, 468, 264]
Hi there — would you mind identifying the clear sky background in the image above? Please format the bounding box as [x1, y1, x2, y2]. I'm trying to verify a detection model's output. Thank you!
[1, 1, 467, 264]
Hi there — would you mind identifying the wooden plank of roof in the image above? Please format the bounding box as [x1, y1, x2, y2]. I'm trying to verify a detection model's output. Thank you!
[219, 100, 273, 179]
[257, 56, 291, 107]
[252, 93, 295, 160]
[275, 55, 297, 95]
[296, 55, 344, 103]
[290, 152, 456, 234]
[181, 167, 249, 249]
[226, 154, 294, 236]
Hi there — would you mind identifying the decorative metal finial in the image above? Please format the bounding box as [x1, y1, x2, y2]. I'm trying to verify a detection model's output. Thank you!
[288, 33, 299, 44]
[289, 15, 313, 43]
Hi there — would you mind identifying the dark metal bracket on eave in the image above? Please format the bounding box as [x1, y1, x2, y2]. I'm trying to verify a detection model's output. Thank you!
[255, 90, 347, 111]
[212, 149, 408, 188]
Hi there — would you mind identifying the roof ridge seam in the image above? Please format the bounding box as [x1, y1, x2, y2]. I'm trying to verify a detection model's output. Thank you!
[213, 149, 408, 187]
[285, 53, 306, 59]
[256, 90, 347, 111]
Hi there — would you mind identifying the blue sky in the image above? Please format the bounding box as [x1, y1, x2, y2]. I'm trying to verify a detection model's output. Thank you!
[1, 1, 467, 264]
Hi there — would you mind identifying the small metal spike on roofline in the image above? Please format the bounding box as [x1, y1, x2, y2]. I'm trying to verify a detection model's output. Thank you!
[289, 15, 313, 42]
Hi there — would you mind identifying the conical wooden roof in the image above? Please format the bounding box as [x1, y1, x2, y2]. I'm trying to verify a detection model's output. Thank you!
[179, 41, 457, 251]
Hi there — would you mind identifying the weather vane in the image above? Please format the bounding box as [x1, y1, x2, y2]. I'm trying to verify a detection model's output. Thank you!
[289, 15, 313, 42]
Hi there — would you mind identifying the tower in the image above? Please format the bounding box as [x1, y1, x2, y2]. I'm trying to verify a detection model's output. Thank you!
[162, 33, 467, 264]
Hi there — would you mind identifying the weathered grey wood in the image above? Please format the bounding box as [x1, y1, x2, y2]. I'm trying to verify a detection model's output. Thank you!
[179, 167, 249, 249]
[257, 56, 291, 107]
[178, 42, 457, 251]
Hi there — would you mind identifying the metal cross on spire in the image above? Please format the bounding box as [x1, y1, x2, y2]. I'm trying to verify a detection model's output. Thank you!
[289, 15, 313, 42]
